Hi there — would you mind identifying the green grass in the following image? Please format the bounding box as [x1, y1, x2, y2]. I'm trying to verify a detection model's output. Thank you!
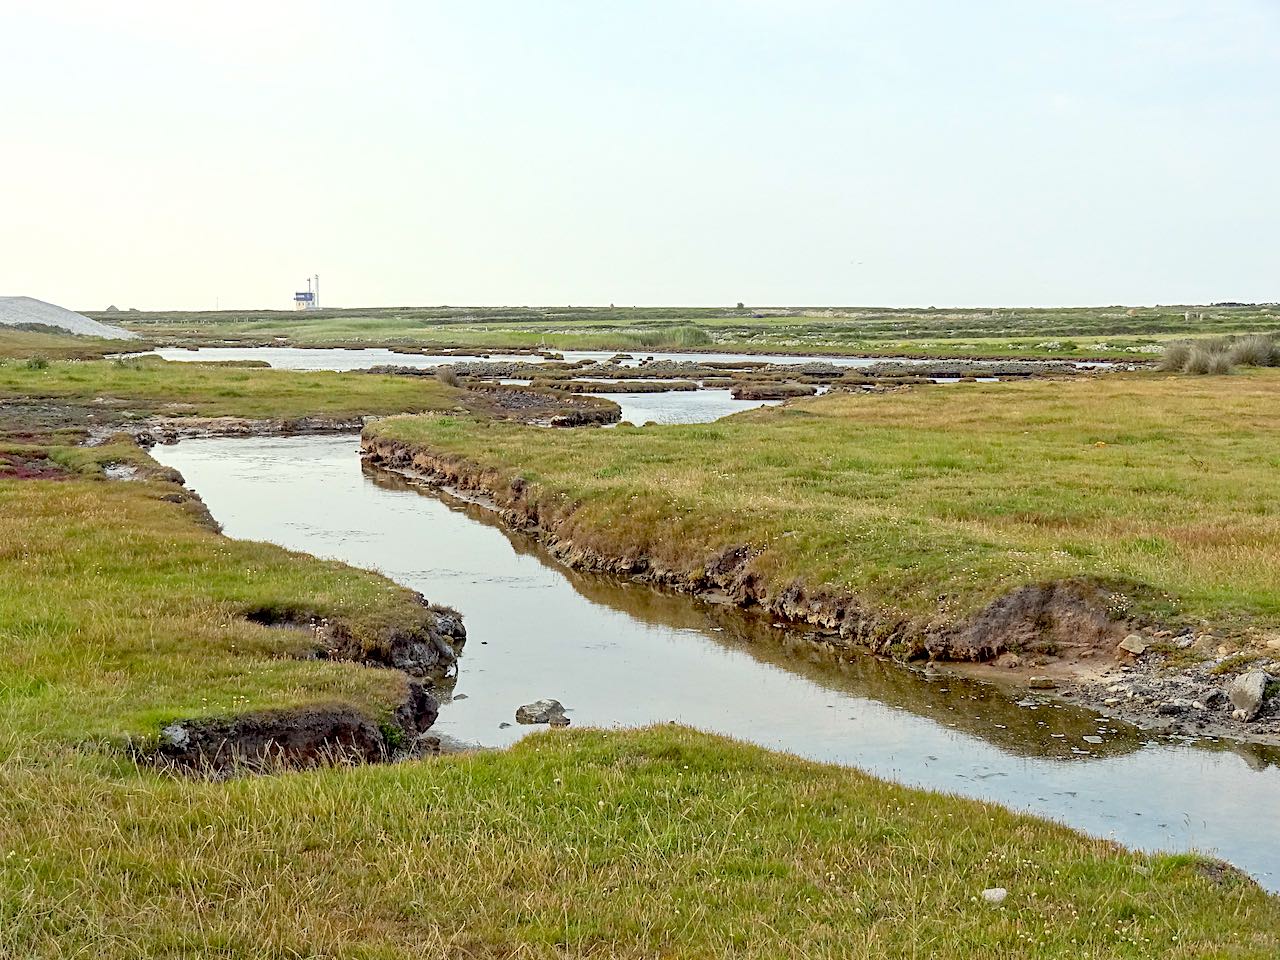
[4, 724, 1279, 957]
[0, 326, 148, 360]
[94, 303, 1280, 360]
[0, 456, 427, 746]
[367, 370, 1280, 634]
[0, 355, 460, 422]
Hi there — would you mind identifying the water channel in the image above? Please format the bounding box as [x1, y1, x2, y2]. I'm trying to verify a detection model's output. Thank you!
[151, 433, 1280, 890]
[142, 346, 893, 369]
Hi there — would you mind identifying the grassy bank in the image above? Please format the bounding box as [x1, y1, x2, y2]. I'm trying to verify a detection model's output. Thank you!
[0, 326, 148, 360]
[96, 302, 1280, 361]
[0, 447, 428, 747]
[366, 371, 1280, 637]
[0, 354, 460, 423]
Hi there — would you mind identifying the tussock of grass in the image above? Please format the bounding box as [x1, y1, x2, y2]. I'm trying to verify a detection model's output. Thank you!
[368, 371, 1280, 632]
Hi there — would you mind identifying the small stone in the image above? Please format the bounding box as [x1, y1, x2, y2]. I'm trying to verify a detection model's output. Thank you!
[515, 698, 567, 725]
[1083, 735, 1103, 744]
[452, 693, 468, 701]
[1118, 635, 1149, 656]
[1267, 638, 1280, 651]
[159, 723, 190, 749]
[981, 887, 1008, 904]
[1027, 676, 1056, 690]
[498, 722, 511, 729]
[1176, 636, 1196, 650]
[1228, 671, 1270, 722]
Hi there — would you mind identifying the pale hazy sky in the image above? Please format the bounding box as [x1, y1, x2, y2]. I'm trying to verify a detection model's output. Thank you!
[3, 1, 1277, 310]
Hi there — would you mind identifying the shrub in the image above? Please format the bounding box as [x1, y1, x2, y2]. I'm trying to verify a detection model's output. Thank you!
[1207, 351, 1234, 375]
[1227, 334, 1279, 367]
[24, 355, 49, 370]
[1157, 342, 1191, 372]
[1182, 344, 1225, 375]
[435, 366, 461, 388]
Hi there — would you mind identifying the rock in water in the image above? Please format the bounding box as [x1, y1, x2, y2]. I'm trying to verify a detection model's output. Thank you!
[1228, 671, 1270, 721]
[1027, 676, 1057, 690]
[1117, 634, 1149, 655]
[515, 698, 567, 724]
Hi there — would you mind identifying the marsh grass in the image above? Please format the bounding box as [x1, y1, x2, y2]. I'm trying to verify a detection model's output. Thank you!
[0, 327, 143, 361]
[1, 365, 1278, 954]
[0, 466, 424, 746]
[370, 371, 1280, 631]
[1, 727, 1277, 958]
[0, 356, 460, 421]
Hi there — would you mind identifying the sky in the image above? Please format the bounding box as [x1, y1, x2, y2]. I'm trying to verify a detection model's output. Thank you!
[2, 1, 1277, 310]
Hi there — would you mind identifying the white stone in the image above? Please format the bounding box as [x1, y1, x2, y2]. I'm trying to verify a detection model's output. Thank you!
[1118, 635, 1149, 655]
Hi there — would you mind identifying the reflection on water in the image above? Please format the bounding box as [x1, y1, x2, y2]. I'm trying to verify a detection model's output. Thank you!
[151, 434, 1280, 889]
[602, 389, 781, 425]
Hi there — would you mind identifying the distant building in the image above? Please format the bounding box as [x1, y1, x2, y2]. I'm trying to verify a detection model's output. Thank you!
[294, 274, 320, 311]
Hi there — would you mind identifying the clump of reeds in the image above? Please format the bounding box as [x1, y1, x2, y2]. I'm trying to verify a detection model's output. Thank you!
[1227, 334, 1280, 367]
[1156, 341, 1191, 372]
[1158, 333, 1279, 375]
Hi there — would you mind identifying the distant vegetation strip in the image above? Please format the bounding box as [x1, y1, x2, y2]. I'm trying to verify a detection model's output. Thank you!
[93, 303, 1280, 361]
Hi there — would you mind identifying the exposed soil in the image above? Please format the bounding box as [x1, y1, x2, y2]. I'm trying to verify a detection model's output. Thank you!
[361, 434, 1279, 746]
[0, 452, 70, 480]
[730, 382, 818, 400]
[152, 684, 442, 776]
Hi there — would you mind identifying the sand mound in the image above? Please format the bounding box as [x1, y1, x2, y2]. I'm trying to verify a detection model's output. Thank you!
[0, 297, 137, 340]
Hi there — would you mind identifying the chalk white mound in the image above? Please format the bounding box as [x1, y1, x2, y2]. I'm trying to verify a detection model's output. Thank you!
[0, 296, 137, 340]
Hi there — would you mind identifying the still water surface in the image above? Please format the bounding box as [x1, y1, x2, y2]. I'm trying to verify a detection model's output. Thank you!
[143, 346, 891, 369]
[151, 434, 1280, 889]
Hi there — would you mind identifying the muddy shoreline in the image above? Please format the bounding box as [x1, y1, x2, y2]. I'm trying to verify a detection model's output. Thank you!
[361, 434, 1279, 748]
